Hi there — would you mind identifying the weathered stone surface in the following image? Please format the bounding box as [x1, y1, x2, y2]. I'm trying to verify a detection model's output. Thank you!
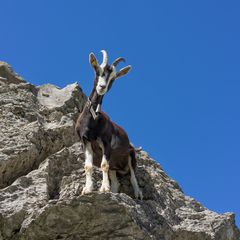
[0, 62, 239, 240]
[0, 63, 86, 189]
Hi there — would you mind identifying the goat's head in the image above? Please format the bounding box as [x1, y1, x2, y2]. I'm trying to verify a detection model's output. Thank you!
[89, 50, 131, 96]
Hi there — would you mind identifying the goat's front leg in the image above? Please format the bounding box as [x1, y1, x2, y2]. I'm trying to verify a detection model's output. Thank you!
[81, 142, 94, 195]
[98, 140, 110, 193]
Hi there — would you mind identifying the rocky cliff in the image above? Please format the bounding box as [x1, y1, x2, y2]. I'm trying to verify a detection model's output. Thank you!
[0, 61, 239, 240]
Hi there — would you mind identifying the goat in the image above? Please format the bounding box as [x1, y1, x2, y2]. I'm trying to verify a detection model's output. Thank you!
[75, 50, 142, 199]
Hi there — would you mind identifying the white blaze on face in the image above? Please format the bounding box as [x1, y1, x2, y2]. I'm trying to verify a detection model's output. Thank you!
[96, 66, 117, 95]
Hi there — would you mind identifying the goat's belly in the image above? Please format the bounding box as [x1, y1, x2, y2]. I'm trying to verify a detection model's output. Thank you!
[109, 150, 129, 172]
[91, 149, 129, 171]
[91, 142, 130, 173]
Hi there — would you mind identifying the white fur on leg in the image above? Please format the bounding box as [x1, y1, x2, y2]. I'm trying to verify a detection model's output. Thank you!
[109, 170, 120, 193]
[100, 154, 110, 193]
[128, 156, 143, 200]
[81, 142, 94, 195]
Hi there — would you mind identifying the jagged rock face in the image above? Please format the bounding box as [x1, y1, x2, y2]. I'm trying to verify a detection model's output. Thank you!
[0, 62, 86, 189]
[0, 62, 239, 240]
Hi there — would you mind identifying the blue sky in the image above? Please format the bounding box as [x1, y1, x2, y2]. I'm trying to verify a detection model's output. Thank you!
[1, 0, 239, 227]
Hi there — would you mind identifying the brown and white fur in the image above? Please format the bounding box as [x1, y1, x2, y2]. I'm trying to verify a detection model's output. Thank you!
[75, 50, 142, 199]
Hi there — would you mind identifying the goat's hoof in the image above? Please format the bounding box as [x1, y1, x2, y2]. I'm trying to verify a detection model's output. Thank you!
[81, 186, 93, 195]
[135, 189, 143, 200]
[99, 185, 110, 193]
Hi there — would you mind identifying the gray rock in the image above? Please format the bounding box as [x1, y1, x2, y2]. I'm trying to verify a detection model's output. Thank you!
[0, 62, 86, 189]
[0, 62, 239, 240]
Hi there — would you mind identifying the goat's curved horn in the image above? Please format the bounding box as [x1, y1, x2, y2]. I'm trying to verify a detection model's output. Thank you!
[101, 50, 108, 67]
[112, 57, 125, 67]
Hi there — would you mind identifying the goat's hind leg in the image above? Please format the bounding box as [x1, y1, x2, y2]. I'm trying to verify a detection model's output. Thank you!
[109, 170, 120, 193]
[81, 142, 94, 195]
[128, 156, 143, 200]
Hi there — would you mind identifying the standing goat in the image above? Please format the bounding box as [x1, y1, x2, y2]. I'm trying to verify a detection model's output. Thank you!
[75, 50, 142, 199]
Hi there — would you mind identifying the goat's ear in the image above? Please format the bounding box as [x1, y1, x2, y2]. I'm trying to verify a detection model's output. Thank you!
[116, 65, 132, 79]
[89, 52, 99, 72]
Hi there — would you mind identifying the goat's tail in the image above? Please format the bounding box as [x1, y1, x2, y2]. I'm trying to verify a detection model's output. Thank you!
[129, 147, 137, 171]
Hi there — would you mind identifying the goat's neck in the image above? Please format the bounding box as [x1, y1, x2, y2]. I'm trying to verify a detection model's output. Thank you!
[89, 89, 103, 111]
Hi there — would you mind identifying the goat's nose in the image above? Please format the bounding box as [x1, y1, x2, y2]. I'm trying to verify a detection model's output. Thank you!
[99, 84, 106, 88]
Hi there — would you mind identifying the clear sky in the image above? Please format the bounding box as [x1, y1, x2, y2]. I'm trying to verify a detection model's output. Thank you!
[1, 0, 239, 227]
